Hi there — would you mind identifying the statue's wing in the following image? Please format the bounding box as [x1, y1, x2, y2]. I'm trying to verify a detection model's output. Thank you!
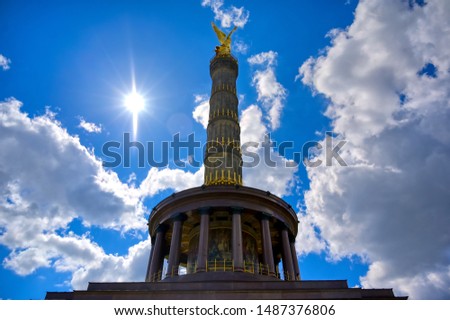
[211, 22, 227, 43]
[226, 26, 238, 39]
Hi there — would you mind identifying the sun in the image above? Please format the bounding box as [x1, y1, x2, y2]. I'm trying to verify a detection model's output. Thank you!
[124, 90, 145, 114]
[124, 89, 145, 138]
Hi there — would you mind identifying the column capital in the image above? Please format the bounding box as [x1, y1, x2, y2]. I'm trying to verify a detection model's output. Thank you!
[275, 220, 290, 231]
[198, 207, 211, 215]
[171, 212, 187, 222]
[231, 207, 244, 214]
[257, 212, 272, 220]
[155, 224, 169, 233]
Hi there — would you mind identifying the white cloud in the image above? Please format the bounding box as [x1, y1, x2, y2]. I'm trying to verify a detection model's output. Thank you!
[202, 0, 250, 28]
[295, 209, 326, 256]
[0, 54, 11, 70]
[248, 51, 287, 130]
[0, 89, 294, 289]
[0, 97, 213, 287]
[0, 97, 156, 286]
[0, 98, 145, 233]
[71, 238, 151, 289]
[2, 229, 151, 290]
[233, 40, 249, 55]
[240, 104, 266, 144]
[240, 104, 297, 197]
[0, 99, 143, 230]
[78, 118, 102, 133]
[248, 51, 277, 67]
[139, 167, 204, 197]
[298, 0, 450, 299]
[192, 94, 209, 129]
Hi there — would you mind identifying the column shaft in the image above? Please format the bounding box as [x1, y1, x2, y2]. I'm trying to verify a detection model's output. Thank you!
[196, 209, 210, 272]
[290, 241, 301, 280]
[145, 238, 155, 282]
[260, 216, 275, 275]
[232, 208, 244, 271]
[166, 215, 185, 277]
[281, 228, 295, 281]
[147, 226, 166, 282]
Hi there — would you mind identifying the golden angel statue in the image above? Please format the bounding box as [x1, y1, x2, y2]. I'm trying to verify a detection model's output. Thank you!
[211, 22, 237, 56]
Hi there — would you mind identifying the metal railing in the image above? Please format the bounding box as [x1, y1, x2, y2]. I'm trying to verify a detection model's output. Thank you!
[147, 259, 302, 282]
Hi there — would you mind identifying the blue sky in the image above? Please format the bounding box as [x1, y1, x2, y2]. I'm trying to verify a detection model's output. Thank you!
[1, 0, 450, 300]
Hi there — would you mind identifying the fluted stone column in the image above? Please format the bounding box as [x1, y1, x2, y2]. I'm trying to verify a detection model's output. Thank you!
[146, 224, 167, 282]
[196, 207, 210, 272]
[290, 239, 301, 280]
[166, 213, 186, 278]
[204, 55, 242, 186]
[281, 227, 295, 281]
[260, 214, 275, 276]
[145, 236, 155, 282]
[232, 207, 244, 271]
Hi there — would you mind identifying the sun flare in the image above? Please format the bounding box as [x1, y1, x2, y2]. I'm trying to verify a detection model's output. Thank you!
[124, 91, 145, 114]
[124, 90, 145, 138]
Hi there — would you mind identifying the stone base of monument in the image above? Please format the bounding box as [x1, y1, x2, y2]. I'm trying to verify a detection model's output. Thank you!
[46, 273, 405, 299]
